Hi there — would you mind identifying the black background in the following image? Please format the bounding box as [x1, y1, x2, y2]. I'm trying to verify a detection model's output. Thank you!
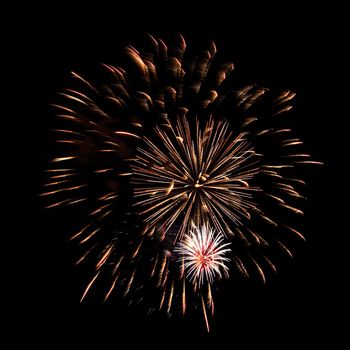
[18, 2, 345, 348]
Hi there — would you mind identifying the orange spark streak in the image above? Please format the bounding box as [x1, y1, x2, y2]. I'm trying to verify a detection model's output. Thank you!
[201, 294, 210, 333]
[80, 271, 101, 302]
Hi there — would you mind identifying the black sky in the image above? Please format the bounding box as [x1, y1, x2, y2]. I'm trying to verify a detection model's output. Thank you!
[17, 2, 345, 347]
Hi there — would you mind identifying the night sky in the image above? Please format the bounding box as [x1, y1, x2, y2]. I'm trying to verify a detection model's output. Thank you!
[20, 3, 344, 347]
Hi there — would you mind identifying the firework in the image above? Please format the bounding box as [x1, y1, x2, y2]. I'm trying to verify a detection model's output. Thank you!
[43, 33, 322, 331]
[175, 223, 231, 285]
[132, 116, 259, 242]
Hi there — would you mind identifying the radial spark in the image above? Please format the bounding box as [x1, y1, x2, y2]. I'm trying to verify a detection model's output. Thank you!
[132, 116, 259, 242]
[175, 224, 231, 285]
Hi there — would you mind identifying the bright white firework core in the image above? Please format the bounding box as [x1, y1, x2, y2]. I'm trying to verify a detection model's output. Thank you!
[175, 224, 231, 285]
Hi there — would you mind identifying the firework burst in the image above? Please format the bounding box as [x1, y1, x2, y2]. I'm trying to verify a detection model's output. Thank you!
[132, 116, 259, 242]
[43, 33, 322, 331]
[175, 223, 231, 285]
